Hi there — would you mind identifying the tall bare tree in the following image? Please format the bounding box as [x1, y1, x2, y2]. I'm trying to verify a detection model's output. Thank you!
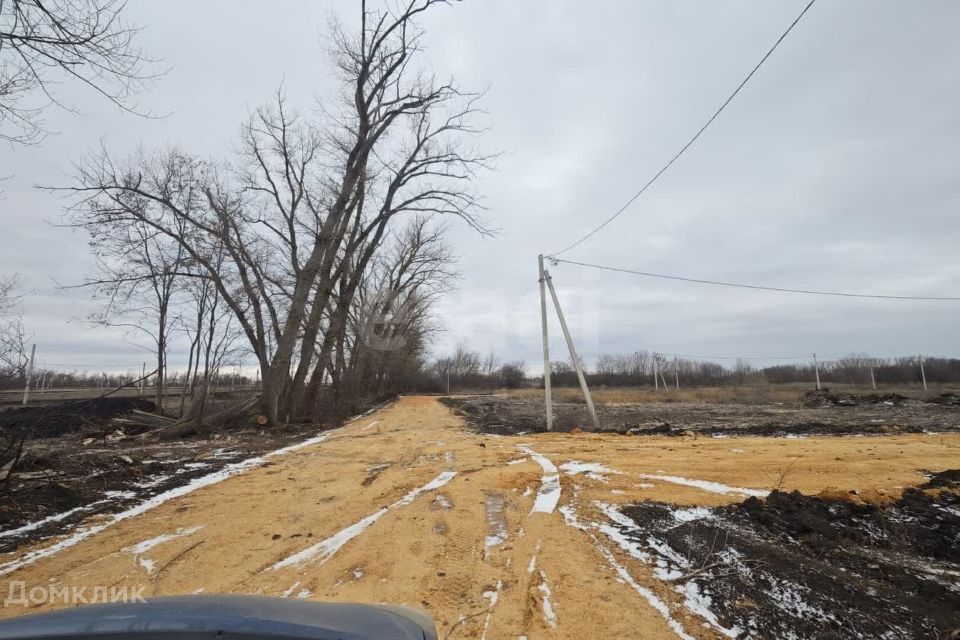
[0, 274, 26, 380]
[64, 0, 492, 424]
[72, 213, 188, 410]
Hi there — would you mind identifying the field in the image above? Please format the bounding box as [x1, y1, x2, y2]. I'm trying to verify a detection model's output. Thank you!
[0, 393, 958, 638]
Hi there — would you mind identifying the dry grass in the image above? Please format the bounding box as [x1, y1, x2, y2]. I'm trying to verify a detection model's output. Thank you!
[503, 383, 957, 406]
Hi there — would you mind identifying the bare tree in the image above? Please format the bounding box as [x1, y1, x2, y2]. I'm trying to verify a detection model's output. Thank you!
[0, 274, 26, 379]
[73, 214, 188, 411]
[0, 0, 158, 145]
[63, 0, 491, 424]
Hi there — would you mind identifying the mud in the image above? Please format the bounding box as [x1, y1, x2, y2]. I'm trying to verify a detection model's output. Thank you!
[443, 394, 960, 437]
[1, 396, 958, 639]
[0, 397, 156, 439]
[612, 486, 960, 639]
[0, 425, 341, 551]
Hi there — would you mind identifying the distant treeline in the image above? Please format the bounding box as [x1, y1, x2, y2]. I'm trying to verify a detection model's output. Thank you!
[0, 369, 256, 393]
[403, 347, 960, 393]
[557, 352, 960, 388]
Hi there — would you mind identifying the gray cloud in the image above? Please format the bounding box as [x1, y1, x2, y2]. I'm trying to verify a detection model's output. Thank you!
[2, 0, 958, 375]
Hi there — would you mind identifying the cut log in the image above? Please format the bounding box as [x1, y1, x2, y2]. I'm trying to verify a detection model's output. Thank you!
[153, 397, 260, 440]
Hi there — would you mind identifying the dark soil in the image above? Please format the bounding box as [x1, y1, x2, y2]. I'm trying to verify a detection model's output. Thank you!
[921, 468, 960, 491]
[442, 395, 960, 437]
[0, 396, 387, 552]
[0, 397, 156, 439]
[611, 487, 960, 639]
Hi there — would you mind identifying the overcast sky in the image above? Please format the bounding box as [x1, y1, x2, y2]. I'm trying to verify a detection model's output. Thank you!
[2, 0, 959, 375]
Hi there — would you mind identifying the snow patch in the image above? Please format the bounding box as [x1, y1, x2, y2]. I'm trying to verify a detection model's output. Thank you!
[560, 460, 623, 483]
[637, 473, 769, 498]
[483, 493, 508, 555]
[559, 503, 694, 640]
[538, 570, 558, 628]
[124, 525, 204, 574]
[671, 507, 714, 523]
[269, 470, 457, 570]
[679, 581, 741, 638]
[517, 445, 560, 514]
[480, 580, 502, 640]
[528, 540, 542, 573]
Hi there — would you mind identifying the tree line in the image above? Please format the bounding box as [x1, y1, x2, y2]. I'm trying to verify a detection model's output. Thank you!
[45, 0, 488, 423]
[560, 351, 960, 388]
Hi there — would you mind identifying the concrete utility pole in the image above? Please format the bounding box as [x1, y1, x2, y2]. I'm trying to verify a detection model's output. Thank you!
[538, 255, 553, 431]
[139, 362, 146, 397]
[919, 354, 927, 391]
[674, 356, 680, 390]
[870, 366, 877, 391]
[653, 357, 659, 391]
[22, 343, 36, 405]
[812, 353, 821, 391]
[543, 267, 600, 431]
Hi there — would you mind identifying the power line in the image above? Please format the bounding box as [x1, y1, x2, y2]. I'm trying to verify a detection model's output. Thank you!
[547, 0, 817, 258]
[551, 258, 960, 301]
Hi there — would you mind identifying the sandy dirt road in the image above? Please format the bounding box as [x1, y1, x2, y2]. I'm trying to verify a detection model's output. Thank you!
[1, 396, 958, 639]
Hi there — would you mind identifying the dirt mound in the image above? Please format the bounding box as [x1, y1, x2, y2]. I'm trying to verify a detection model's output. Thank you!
[445, 394, 960, 438]
[0, 397, 157, 439]
[932, 392, 960, 406]
[921, 468, 960, 490]
[802, 389, 913, 407]
[615, 489, 960, 639]
[439, 396, 547, 434]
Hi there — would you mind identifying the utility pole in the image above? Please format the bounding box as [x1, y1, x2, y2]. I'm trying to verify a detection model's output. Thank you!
[674, 356, 680, 390]
[812, 353, 821, 391]
[543, 267, 600, 431]
[870, 365, 876, 391]
[538, 255, 553, 431]
[22, 343, 36, 405]
[446, 371, 450, 395]
[653, 356, 659, 391]
[919, 354, 927, 392]
[139, 362, 146, 397]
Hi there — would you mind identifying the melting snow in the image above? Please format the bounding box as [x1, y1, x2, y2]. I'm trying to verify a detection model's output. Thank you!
[671, 507, 715, 523]
[637, 473, 769, 498]
[270, 470, 457, 570]
[559, 503, 694, 640]
[538, 570, 558, 628]
[528, 540, 542, 573]
[484, 493, 508, 555]
[679, 581, 741, 638]
[480, 580, 502, 640]
[124, 525, 205, 574]
[517, 445, 560, 514]
[0, 431, 332, 577]
[102, 490, 137, 500]
[0, 504, 103, 540]
[559, 461, 623, 483]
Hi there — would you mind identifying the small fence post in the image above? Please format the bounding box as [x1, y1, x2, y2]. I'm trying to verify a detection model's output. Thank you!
[919, 354, 927, 391]
[22, 344, 36, 405]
